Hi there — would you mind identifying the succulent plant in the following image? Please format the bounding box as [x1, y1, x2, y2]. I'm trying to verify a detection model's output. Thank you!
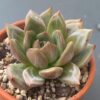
[6, 8, 95, 90]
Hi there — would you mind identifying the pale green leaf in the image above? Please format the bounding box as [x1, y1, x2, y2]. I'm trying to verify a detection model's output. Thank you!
[7, 63, 28, 90]
[72, 44, 95, 68]
[52, 30, 66, 54]
[10, 39, 29, 64]
[6, 24, 24, 43]
[25, 10, 46, 33]
[23, 31, 36, 50]
[40, 7, 53, 26]
[47, 11, 67, 38]
[59, 63, 80, 86]
[67, 29, 92, 55]
[55, 41, 74, 66]
[65, 18, 83, 34]
[36, 32, 49, 41]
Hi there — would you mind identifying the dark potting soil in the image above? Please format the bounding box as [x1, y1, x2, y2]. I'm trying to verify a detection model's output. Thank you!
[0, 40, 90, 100]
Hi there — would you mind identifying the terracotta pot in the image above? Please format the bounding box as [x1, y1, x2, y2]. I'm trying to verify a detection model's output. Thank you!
[0, 20, 96, 100]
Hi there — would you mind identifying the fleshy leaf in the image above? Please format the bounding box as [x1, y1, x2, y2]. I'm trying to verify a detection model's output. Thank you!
[23, 31, 36, 50]
[23, 67, 44, 88]
[52, 30, 65, 54]
[40, 7, 53, 26]
[47, 11, 67, 38]
[6, 25, 24, 43]
[39, 67, 63, 79]
[72, 44, 95, 68]
[7, 63, 28, 90]
[67, 29, 92, 55]
[33, 39, 40, 48]
[36, 32, 49, 41]
[59, 63, 80, 86]
[27, 48, 48, 69]
[65, 19, 83, 34]
[10, 39, 29, 64]
[55, 41, 74, 66]
[41, 42, 59, 64]
[25, 10, 46, 33]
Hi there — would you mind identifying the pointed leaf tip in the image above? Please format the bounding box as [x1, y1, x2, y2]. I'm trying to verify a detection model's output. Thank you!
[25, 10, 46, 33]
[53, 10, 61, 16]
[40, 7, 53, 26]
[6, 24, 24, 42]
[47, 11, 67, 38]
[33, 39, 40, 48]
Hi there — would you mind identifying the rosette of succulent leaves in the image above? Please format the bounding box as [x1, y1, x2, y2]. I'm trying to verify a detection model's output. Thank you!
[6, 8, 95, 90]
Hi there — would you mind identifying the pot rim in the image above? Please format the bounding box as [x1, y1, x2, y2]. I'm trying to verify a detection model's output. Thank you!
[0, 20, 96, 100]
